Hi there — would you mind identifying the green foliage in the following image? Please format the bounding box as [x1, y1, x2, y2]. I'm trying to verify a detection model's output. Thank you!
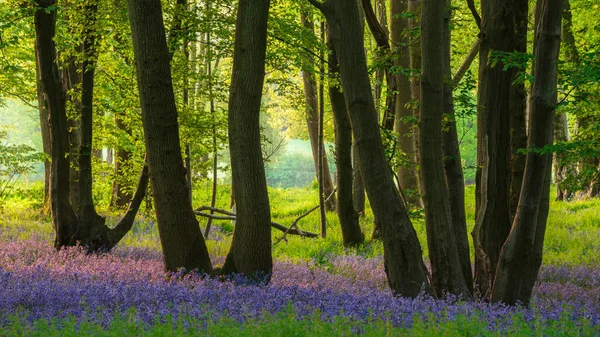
[0, 126, 44, 206]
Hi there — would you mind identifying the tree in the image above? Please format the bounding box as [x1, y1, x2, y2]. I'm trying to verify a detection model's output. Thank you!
[308, 0, 430, 298]
[127, 0, 212, 273]
[390, 0, 420, 206]
[492, 0, 563, 305]
[220, 0, 273, 280]
[441, 0, 473, 294]
[473, 0, 528, 297]
[419, 0, 472, 298]
[327, 27, 364, 247]
[300, 13, 336, 212]
[34, 0, 148, 252]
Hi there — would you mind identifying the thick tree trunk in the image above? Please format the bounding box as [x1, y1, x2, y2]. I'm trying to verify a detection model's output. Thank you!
[408, 0, 423, 207]
[220, 0, 272, 281]
[301, 13, 336, 212]
[327, 30, 364, 247]
[473, 0, 523, 298]
[77, 0, 105, 234]
[311, 0, 430, 298]
[492, 0, 562, 305]
[420, 0, 472, 298]
[391, 0, 420, 206]
[127, 0, 212, 273]
[441, 0, 473, 294]
[34, 0, 79, 249]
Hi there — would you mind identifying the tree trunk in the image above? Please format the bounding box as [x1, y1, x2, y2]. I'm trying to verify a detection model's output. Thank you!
[301, 13, 336, 212]
[77, 0, 105, 234]
[553, 111, 571, 200]
[492, 0, 562, 305]
[35, 48, 52, 215]
[408, 0, 423, 207]
[352, 144, 365, 215]
[311, 0, 430, 298]
[391, 0, 420, 206]
[34, 0, 79, 249]
[220, 0, 272, 281]
[420, 0, 472, 298]
[127, 0, 212, 273]
[360, 0, 396, 130]
[441, 0, 473, 294]
[62, 59, 81, 213]
[509, 0, 529, 219]
[110, 114, 133, 207]
[327, 28, 364, 247]
[473, 0, 523, 298]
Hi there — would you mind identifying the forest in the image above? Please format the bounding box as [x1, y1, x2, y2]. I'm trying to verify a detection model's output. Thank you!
[0, 0, 599, 335]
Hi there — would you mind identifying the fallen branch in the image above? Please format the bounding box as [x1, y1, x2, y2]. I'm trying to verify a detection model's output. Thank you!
[193, 206, 319, 239]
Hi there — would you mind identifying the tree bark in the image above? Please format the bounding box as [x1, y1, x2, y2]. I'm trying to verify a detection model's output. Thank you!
[77, 0, 105, 234]
[408, 0, 423, 207]
[492, 0, 562, 305]
[220, 0, 272, 281]
[441, 0, 473, 294]
[420, 0, 472, 298]
[553, 111, 571, 200]
[35, 45, 52, 215]
[352, 144, 365, 215]
[360, 0, 396, 130]
[310, 0, 430, 298]
[509, 0, 529, 219]
[301, 13, 336, 212]
[34, 0, 79, 249]
[327, 28, 364, 247]
[127, 0, 212, 273]
[391, 0, 420, 206]
[473, 0, 524, 298]
[110, 114, 133, 207]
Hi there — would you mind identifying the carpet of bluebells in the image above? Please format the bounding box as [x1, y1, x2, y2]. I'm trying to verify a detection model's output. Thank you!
[0, 237, 598, 335]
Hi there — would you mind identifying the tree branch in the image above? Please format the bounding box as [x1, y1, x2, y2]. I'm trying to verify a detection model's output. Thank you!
[305, 0, 324, 12]
[466, 0, 482, 30]
[452, 38, 480, 85]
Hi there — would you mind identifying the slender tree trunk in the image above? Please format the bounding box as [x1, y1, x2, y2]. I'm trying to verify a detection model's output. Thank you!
[352, 144, 365, 215]
[300, 13, 336, 212]
[328, 28, 364, 247]
[408, 0, 422, 207]
[553, 111, 571, 200]
[473, 0, 524, 298]
[391, 0, 419, 206]
[35, 49, 52, 215]
[509, 0, 529, 219]
[220, 0, 272, 281]
[441, 0, 473, 293]
[420, 0, 472, 298]
[311, 0, 431, 298]
[127, 0, 212, 273]
[492, 0, 562, 305]
[360, 0, 396, 130]
[110, 114, 133, 207]
[62, 59, 81, 213]
[318, 22, 328, 238]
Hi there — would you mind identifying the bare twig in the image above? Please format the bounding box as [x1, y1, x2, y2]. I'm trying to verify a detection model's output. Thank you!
[193, 206, 320, 238]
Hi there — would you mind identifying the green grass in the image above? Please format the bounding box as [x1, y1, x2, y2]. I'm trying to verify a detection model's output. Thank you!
[1, 180, 599, 267]
[2, 308, 598, 337]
